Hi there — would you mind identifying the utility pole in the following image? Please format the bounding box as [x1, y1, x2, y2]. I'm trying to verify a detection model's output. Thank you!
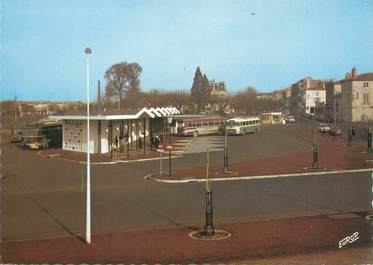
[223, 119, 228, 173]
[14, 93, 17, 123]
[97, 80, 101, 115]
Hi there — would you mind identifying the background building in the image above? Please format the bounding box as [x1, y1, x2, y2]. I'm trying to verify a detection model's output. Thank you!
[290, 77, 324, 114]
[325, 80, 342, 121]
[208, 80, 227, 98]
[302, 88, 326, 116]
[340, 68, 373, 122]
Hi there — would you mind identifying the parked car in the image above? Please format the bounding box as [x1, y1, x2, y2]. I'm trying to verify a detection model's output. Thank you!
[318, 123, 330, 133]
[316, 115, 329, 122]
[9, 133, 24, 143]
[329, 125, 342, 136]
[287, 115, 296, 123]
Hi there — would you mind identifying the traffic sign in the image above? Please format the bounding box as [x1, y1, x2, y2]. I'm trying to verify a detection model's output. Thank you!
[166, 144, 173, 151]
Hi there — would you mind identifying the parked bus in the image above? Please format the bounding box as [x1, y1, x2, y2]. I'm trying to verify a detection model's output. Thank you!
[177, 116, 227, 137]
[21, 122, 62, 149]
[226, 117, 261, 135]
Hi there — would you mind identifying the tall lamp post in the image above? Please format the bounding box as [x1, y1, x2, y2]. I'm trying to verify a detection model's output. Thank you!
[85, 47, 92, 244]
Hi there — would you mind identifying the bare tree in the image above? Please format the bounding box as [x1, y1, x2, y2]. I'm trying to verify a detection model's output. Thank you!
[104, 62, 142, 110]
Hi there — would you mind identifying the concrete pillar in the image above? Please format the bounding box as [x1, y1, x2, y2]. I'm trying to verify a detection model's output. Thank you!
[143, 118, 146, 155]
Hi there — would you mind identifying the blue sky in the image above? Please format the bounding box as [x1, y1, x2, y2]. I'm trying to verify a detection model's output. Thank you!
[2, 0, 373, 101]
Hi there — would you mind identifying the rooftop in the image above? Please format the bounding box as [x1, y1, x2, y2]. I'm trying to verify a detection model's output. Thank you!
[49, 107, 180, 121]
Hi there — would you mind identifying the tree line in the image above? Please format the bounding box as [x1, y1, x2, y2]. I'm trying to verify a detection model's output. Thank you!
[1, 62, 283, 117]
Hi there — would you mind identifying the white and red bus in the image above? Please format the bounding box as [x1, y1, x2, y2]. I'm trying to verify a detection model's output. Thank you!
[177, 116, 227, 137]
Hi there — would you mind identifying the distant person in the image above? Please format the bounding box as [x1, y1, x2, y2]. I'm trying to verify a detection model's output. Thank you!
[154, 135, 159, 148]
[114, 135, 119, 150]
[124, 133, 129, 143]
[351, 126, 356, 137]
[151, 133, 155, 148]
[139, 137, 143, 150]
[119, 135, 124, 153]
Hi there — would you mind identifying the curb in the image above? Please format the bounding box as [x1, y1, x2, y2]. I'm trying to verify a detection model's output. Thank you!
[38, 152, 183, 165]
[145, 168, 373, 184]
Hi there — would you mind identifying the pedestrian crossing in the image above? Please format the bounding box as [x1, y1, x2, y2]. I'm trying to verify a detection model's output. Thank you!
[175, 136, 225, 154]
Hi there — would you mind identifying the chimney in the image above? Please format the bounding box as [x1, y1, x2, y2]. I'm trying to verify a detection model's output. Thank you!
[97, 80, 101, 115]
[351, 67, 357, 79]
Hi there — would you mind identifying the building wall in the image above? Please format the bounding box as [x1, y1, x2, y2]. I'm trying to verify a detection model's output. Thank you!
[305, 90, 326, 115]
[351, 81, 373, 122]
[325, 81, 341, 121]
[209, 80, 227, 98]
[62, 120, 84, 152]
[341, 81, 353, 122]
[81, 120, 109, 153]
[63, 120, 109, 154]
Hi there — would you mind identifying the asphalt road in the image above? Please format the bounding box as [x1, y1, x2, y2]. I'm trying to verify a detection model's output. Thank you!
[1, 125, 372, 242]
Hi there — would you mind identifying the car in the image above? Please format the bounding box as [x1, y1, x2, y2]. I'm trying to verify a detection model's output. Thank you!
[329, 125, 342, 136]
[9, 132, 24, 143]
[317, 115, 329, 122]
[287, 115, 295, 123]
[318, 123, 330, 133]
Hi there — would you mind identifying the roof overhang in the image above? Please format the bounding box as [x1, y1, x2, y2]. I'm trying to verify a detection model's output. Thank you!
[49, 106, 180, 121]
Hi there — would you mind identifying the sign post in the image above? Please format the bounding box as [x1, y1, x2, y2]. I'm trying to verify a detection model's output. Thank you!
[204, 149, 214, 236]
[166, 144, 173, 176]
[158, 143, 163, 176]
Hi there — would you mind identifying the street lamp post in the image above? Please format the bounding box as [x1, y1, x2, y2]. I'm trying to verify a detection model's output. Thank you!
[85, 47, 92, 244]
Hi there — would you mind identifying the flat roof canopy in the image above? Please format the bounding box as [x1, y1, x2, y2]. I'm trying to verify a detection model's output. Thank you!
[50, 106, 180, 121]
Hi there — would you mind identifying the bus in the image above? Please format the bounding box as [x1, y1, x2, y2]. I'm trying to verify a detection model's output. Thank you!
[177, 116, 227, 137]
[226, 117, 261, 135]
[21, 122, 62, 149]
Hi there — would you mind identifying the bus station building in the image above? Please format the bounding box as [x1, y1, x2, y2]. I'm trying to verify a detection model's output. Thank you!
[49, 107, 180, 154]
[260, 112, 285, 125]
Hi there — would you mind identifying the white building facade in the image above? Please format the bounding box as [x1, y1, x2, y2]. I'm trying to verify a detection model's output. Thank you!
[304, 89, 326, 115]
[50, 107, 180, 154]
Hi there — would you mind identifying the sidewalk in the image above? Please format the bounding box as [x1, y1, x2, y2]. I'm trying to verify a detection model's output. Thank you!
[1, 214, 371, 263]
[153, 128, 373, 181]
[38, 136, 190, 163]
[39, 147, 160, 163]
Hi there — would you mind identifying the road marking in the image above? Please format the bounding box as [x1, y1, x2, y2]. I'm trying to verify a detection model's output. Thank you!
[145, 168, 373, 184]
